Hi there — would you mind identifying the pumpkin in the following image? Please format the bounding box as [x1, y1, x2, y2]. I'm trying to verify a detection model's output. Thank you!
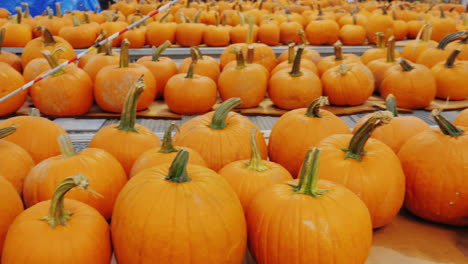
[362, 32, 400, 64]
[130, 123, 206, 177]
[398, 110, 468, 226]
[0, 28, 22, 72]
[121, 19, 146, 49]
[428, 8, 457, 42]
[416, 31, 467, 68]
[431, 49, 468, 100]
[366, 7, 394, 44]
[179, 47, 220, 82]
[218, 48, 268, 108]
[339, 13, 367, 45]
[33, 3, 72, 36]
[380, 58, 436, 109]
[338, 11, 368, 26]
[258, 17, 280, 46]
[247, 148, 372, 263]
[203, 13, 231, 46]
[24, 47, 68, 84]
[174, 98, 268, 171]
[0, 8, 9, 19]
[58, 14, 100, 48]
[175, 11, 206, 47]
[90, 77, 161, 175]
[146, 11, 178, 46]
[0, 62, 26, 117]
[454, 108, 468, 126]
[279, 17, 303, 44]
[271, 43, 318, 75]
[94, 39, 157, 113]
[317, 41, 361, 76]
[407, 19, 425, 39]
[2, 175, 111, 263]
[165, 57, 218, 114]
[317, 111, 405, 228]
[392, 11, 409, 41]
[112, 149, 247, 263]
[0, 10, 32, 47]
[0, 126, 34, 193]
[367, 36, 400, 90]
[268, 97, 350, 177]
[0, 109, 66, 163]
[83, 42, 120, 81]
[100, 14, 128, 47]
[305, 17, 340, 45]
[401, 23, 438, 62]
[230, 13, 258, 43]
[136, 41, 178, 99]
[321, 62, 374, 106]
[0, 176, 23, 261]
[30, 50, 93, 117]
[277, 31, 321, 64]
[77, 31, 107, 69]
[21, 27, 75, 68]
[23, 134, 127, 219]
[353, 94, 430, 153]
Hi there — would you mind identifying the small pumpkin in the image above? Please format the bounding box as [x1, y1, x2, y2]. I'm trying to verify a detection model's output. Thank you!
[401, 23, 438, 62]
[362, 32, 400, 64]
[100, 13, 129, 47]
[77, 31, 107, 69]
[416, 31, 467, 68]
[279, 16, 303, 44]
[0, 176, 23, 261]
[146, 11, 178, 46]
[58, 14, 100, 48]
[398, 110, 468, 226]
[317, 41, 361, 76]
[317, 111, 406, 228]
[446, 35, 468, 60]
[0, 62, 26, 117]
[258, 17, 280, 46]
[230, 13, 258, 43]
[121, 17, 146, 49]
[431, 49, 468, 100]
[23, 47, 68, 83]
[175, 11, 206, 47]
[0, 10, 32, 47]
[339, 13, 367, 45]
[277, 31, 321, 64]
[271, 43, 318, 75]
[366, 7, 394, 44]
[407, 19, 425, 39]
[83, 42, 120, 81]
[428, 8, 457, 42]
[90, 77, 161, 175]
[0, 28, 22, 72]
[2, 175, 112, 264]
[305, 17, 340, 45]
[392, 11, 409, 41]
[203, 13, 231, 47]
[179, 47, 221, 82]
[367, 36, 400, 90]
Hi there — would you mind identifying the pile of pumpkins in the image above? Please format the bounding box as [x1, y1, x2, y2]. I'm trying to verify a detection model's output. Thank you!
[0, 0, 467, 48]
[0, 85, 467, 262]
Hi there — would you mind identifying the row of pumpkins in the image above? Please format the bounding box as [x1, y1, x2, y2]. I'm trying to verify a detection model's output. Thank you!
[0, 0, 467, 49]
[0, 85, 467, 262]
[1, 25, 468, 117]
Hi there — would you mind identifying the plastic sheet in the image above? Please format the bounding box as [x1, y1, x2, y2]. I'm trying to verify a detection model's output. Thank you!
[3, 0, 101, 17]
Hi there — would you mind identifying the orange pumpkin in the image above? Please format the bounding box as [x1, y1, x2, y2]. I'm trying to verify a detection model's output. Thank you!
[121, 22, 146, 49]
[367, 36, 400, 90]
[83, 42, 119, 81]
[0, 28, 22, 72]
[317, 111, 406, 228]
[0, 62, 26, 117]
[268, 97, 350, 177]
[321, 62, 374, 106]
[401, 23, 438, 62]
[398, 110, 468, 226]
[258, 17, 280, 46]
[407, 19, 425, 39]
[77, 31, 107, 69]
[446, 35, 468, 60]
[279, 17, 303, 44]
[58, 14, 100, 48]
[90, 77, 161, 175]
[23, 47, 68, 82]
[339, 13, 367, 45]
[362, 32, 400, 64]
[392, 12, 409, 41]
[203, 13, 231, 46]
[0, 176, 23, 261]
[112, 149, 247, 264]
[23, 134, 127, 219]
[2, 175, 111, 263]
[179, 47, 220, 82]
[0, 109, 66, 163]
[416, 31, 467, 68]
[428, 8, 457, 42]
[431, 49, 468, 100]
[130, 123, 206, 177]
[174, 98, 268, 171]
[146, 11, 178, 46]
[247, 148, 372, 263]
[305, 17, 340, 45]
[1, 10, 32, 47]
[100, 15, 128, 47]
[380, 58, 436, 109]
[277, 32, 321, 64]
[0, 8, 9, 19]
[175, 11, 206, 47]
[271, 43, 318, 75]
[366, 7, 394, 44]
[230, 13, 258, 43]
[317, 41, 361, 76]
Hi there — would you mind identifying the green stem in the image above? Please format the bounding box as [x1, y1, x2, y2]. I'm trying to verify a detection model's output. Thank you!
[14, 8, 22, 24]
[178, 12, 187, 23]
[293, 148, 328, 197]
[47, 7, 54, 19]
[208, 98, 242, 129]
[246, 45, 254, 64]
[352, 12, 358, 25]
[338, 63, 348, 75]
[40, 174, 102, 228]
[437, 31, 467, 49]
[21, 3, 31, 18]
[422, 23, 432, 42]
[194, 9, 202, 23]
[376, 32, 385, 49]
[159, 10, 171, 22]
[115, 76, 145, 132]
[55, 2, 63, 18]
[165, 149, 191, 183]
[119, 39, 130, 68]
[287, 43, 295, 64]
[104, 42, 113, 56]
[72, 14, 81, 27]
[83, 13, 90, 24]
[298, 29, 309, 45]
[431, 109, 464, 137]
[246, 128, 268, 171]
[159, 122, 179, 153]
[445, 49, 461, 68]
[399, 58, 414, 72]
[238, 12, 245, 26]
[0, 125, 17, 138]
[289, 46, 303, 77]
[246, 15, 254, 44]
[232, 47, 246, 69]
[29, 108, 40, 117]
[42, 50, 65, 77]
[334, 41, 344, 60]
[342, 111, 392, 161]
[385, 94, 399, 117]
[185, 57, 197, 78]
[152, 40, 171, 61]
[305, 96, 329, 118]
[386, 36, 396, 63]
[191, 46, 203, 60]
[41, 27, 57, 46]
[58, 134, 77, 158]
[214, 12, 219, 26]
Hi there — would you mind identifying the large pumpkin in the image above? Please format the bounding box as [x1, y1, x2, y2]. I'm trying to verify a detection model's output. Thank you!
[247, 148, 372, 264]
[2, 175, 111, 263]
[174, 98, 268, 171]
[317, 111, 406, 228]
[398, 110, 468, 226]
[268, 97, 350, 177]
[112, 149, 247, 263]
[0, 176, 23, 261]
[0, 62, 26, 117]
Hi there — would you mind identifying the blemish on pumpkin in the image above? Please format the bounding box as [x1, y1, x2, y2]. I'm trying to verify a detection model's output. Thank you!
[449, 202, 454, 206]
[302, 220, 316, 230]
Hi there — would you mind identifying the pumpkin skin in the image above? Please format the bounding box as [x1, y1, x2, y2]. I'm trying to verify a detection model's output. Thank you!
[146, 21, 177, 46]
[431, 49, 468, 100]
[112, 150, 247, 264]
[178, 49, 220, 82]
[339, 23, 367, 45]
[247, 148, 372, 264]
[0, 111, 66, 163]
[0, 28, 22, 72]
[2, 175, 112, 264]
[0, 126, 34, 193]
[317, 112, 406, 228]
[398, 110, 468, 226]
[176, 22, 206, 47]
[174, 98, 268, 171]
[401, 23, 438, 62]
[204, 23, 231, 47]
[82, 44, 120, 81]
[0, 62, 26, 117]
[317, 43, 361, 76]
[58, 20, 100, 49]
[269, 97, 350, 177]
[0, 176, 23, 261]
[305, 18, 340, 45]
[23, 134, 127, 219]
[366, 9, 394, 44]
[258, 19, 280, 46]
[454, 108, 468, 126]
[428, 10, 457, 42]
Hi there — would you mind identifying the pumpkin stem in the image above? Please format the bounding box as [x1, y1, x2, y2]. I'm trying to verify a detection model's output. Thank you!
[119, 39, 130, 68]
[47, 7, 54, 19]
[83, 13, 91, 24]
[95, 31, 107, 53]
[246, 15, 254, 44]
[421, 23, 432, 42]
[57, 134, 77, 158]
[159, 122, 179, 153]
[398, 58, 414, 72]
[232, 47, 246, 69]
[152, 40, 171, 61]
[0, 125, 17, 138]
[375, 32, 385, 49]
[437, 31, 467, 50]
[386, 36, 396, 63]
[342, 111, 392, 161]
[29, 108, 40, 117]
[379, 6, 388, 15]
[431, 109, 464, 137]
[246, 45, 254, 64]
[165, 149, 191, 183]
[159, 10, 171, 22]
[40, 174, 102, 229]
[385, 94, 399, 117]
[445, 49, 461, 68]
[305, 96, 329, 118]
[41, 26, 57, 46]
[208, 97, 242, 129]
[21, 2, 31, 18]
[185, 56, 197, 78]
[293, 148, 328, 197]
[104, 41, 114, 56]
[318, 5, 323, 16]
[289, 45, 304, 77]
[287, 43, 295, 64]
[0, 28, 4, 54]
[334, 41, 344, 60]
[352, 12, 358, 25]
[191, 46, 203, 61]
[214, 12, 219, 26]
[338, 63, 348, 75]
[298, 29, 309, 45]
[71, 13, 81, 27]
[14, 7, 22, 24]
[42, 50, 65, 77]
[222, 13, 227, 26]
[116, 76, 145, 132]
[193, 9, 202, 23]
[246, 128, 268, 171]
[55, 2, 63, 17]
[238, 11, 245, 26]
[439, 7, 445, 19]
